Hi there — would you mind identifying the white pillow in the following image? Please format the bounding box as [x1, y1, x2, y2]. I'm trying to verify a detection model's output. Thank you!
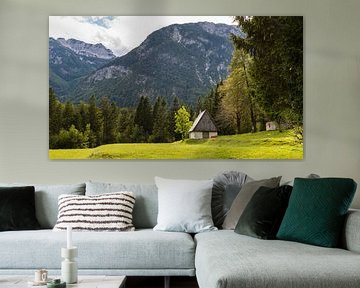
[153, 177, 217, 233]
[53, 192, 135, 232]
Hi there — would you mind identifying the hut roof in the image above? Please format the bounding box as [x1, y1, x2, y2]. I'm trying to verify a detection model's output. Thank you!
[189, 110, 218, 132]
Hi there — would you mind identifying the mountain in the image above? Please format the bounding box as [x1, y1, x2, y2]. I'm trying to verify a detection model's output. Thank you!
[52, 22, 243, 106]
[56, 38, 115, 59]
[49, 38, 115, 98]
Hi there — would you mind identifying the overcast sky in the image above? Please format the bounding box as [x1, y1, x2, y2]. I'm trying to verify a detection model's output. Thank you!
[49, 16, 236, 56]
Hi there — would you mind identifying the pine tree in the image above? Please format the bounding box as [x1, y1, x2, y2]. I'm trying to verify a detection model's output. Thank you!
[233, 16, 303, 127]
[151, 96, 170, 143]
[100, 97, 119, 144]
[62, 101, 76, 130]
[134, 96, 153, 140]
[168, 96, 181, 141]
[88, 95, 103, 147]
[49, 88, 63, 136]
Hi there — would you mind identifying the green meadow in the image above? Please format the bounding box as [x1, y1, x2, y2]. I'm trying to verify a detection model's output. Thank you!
[49, 130, 303, 160]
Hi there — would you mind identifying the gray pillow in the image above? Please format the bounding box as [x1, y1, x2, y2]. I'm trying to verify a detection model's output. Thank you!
[222, 177, 281, 230]
[153, 177, 217, 233]
[282, 173, 320, 186]
[86, 181, 158, 229]
[0, 183, 85, 228]
[212, 171, 250, 228]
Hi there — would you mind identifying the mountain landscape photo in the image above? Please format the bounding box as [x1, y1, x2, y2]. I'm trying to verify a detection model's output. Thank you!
[49, 16, 303, 160]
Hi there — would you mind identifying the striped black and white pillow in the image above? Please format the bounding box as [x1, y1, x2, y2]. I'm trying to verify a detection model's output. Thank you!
[53, 192, 136, 231]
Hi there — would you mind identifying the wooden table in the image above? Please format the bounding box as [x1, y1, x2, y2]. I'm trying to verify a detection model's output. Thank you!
[0, 275, 126, 288]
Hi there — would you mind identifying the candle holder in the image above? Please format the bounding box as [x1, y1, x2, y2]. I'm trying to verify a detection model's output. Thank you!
[61, 247, 78, 284]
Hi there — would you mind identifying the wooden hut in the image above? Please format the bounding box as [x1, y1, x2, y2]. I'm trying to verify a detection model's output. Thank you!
[189, 110, 218, 139]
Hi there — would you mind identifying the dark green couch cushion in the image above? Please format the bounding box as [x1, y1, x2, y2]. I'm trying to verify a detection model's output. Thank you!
[277, 178, 357, 247]
[0, 186, 41, 231]
[235, 185, 292, 239]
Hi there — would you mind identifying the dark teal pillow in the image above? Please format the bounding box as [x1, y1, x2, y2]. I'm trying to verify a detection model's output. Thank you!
[277, 178, 357, 247]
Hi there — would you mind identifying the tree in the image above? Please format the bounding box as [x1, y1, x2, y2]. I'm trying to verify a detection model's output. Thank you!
[175, 106, 193, 140]
[168, 96, 182, 141]
[49, 88, 63, 136]
[232, 16, 303, 127]
[88, 95, 102, 147]
[218, 49, 252, 134]
[54, 125, 88, 149]
[151, 96, 170, 143]
[77, 102, 89, 132]
[134, 96, 153, 140]
[62, 101, 76, 130]
[100, 97, 119, 144]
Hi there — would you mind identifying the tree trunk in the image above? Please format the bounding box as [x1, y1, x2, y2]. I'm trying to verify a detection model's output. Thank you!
[236, 113, 241, 134]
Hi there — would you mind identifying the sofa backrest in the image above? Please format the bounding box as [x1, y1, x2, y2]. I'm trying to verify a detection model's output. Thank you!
[86, 181, 158, 229]
[0, 182, 86, 228]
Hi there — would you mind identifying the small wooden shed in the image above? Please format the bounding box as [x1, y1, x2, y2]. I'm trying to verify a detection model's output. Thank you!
[189, 110, 218, 139]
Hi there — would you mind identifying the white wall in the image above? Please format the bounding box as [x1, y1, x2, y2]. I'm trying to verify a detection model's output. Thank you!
[0, 0, 359, 208]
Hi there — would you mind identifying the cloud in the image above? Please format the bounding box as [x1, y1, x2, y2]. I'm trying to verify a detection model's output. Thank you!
[49, 16, 236, 56]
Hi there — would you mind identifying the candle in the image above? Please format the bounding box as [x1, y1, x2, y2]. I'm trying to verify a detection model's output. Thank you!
[67, 225, 72, 249]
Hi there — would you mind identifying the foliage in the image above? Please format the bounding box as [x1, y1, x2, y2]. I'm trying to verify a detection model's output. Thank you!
[134, 96, 153, 139]
[175, 106, 193, 140]
[232, 16, 303, 126]
[49, 130, 303, 159]
[151, 97, 170, 143]
[218, 49, 253, 134]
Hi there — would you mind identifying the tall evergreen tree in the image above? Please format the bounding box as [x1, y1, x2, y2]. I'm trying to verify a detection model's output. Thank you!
[88, 95, 102, 147]
[233, 16, 303, 126]
[151, 96, 170, 143]
[62, 101, 76, 130]
[134, 96, 153, 139]
[100, 97, 119, 144]
[168, 96, 181, 141]
[49, 88, 63, 136]
[77, 102, 89, 132]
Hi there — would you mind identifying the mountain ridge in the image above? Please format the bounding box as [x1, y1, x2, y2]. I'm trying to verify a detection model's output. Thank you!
[50, 22, 243, 106]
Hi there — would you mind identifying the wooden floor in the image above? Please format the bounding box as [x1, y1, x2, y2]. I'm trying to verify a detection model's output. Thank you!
[126, 276, 199, 288]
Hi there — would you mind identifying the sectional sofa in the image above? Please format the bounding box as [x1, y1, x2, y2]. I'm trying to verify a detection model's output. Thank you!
[0, 180, 359, 288]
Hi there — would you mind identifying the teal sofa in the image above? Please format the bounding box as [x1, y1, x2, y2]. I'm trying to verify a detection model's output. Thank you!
[0, 181, 359, 288]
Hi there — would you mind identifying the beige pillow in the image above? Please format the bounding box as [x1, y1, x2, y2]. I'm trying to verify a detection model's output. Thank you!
[222, 177, 281, 230]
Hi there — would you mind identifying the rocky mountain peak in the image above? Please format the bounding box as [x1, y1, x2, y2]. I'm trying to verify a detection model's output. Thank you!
[56, 38, 115, 60]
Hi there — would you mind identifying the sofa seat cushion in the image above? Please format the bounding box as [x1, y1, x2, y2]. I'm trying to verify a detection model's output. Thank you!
[0, 229, 195, 270]
[195, 230, 360, 288]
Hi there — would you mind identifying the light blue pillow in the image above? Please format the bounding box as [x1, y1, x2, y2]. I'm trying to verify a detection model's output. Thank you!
[153, 177, 217, 233]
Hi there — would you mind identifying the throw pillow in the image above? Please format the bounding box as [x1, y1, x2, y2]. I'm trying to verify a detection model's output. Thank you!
[53, 192, 136, 231]
[0, 186, 41, 231]
[235, 185, 293, 239]
[212, 171, 251, 228]
[153, 177, 217, 233]
[0, 182, 86, 228]
[86, 181, 158, 229]
[222, 176, 281, 230]
[277, 178, 357, 247]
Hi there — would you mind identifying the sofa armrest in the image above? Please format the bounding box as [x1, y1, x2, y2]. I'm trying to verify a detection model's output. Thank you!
[342, 209, 360, 253]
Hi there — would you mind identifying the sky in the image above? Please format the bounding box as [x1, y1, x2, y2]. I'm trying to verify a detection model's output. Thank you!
[49, 16, 236, 56]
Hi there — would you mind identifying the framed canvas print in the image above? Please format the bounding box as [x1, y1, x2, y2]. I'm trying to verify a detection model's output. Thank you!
[49, 16, 303, 159]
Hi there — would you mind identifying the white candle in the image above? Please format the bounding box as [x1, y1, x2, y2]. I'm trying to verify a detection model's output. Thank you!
[67, 225, 72, 249]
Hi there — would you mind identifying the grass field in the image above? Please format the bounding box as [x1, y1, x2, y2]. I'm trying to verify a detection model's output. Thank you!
[49, 130, 303, 160]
